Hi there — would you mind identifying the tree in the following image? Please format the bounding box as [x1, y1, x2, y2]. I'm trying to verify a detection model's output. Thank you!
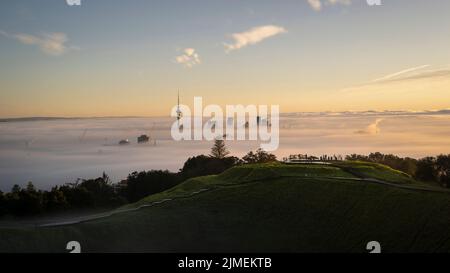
[43, 187, 68, 212]
[210, 139, 230, 159]
[243, 149, 277, 164]
[11, 184, 21, 194]
[0, 191, 6, 216]
[1, 174, 127, 217]
[368, 152, 385, 163]
[124, 170, 181, 202]
[440, 175, 450, 188]
[436, 155, 450, 188]
[242, 151, 257, 164]
[60, 185, 95, 208]
[415, 157, 438, 182]
[180, 155, 241, 180]
[5, 182, 45, 216]
[19, 182, 44, 215]
[346, 154, 369, 161]
[26, 181, 36, 193]
[59, 174, 126, 208]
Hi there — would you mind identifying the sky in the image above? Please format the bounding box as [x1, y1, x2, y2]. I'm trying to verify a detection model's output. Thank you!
[1, 0, 450, 117]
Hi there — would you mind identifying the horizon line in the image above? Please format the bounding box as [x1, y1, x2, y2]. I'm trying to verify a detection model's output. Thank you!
[2, 108, 450, 121]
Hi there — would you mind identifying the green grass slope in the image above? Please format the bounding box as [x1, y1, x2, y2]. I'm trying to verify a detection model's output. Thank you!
[333, 161, 416, 184]
[1, 162, 450, 253]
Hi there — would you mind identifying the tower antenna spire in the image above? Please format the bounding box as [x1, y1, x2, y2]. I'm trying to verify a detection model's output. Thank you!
[176, 90, 182, 126]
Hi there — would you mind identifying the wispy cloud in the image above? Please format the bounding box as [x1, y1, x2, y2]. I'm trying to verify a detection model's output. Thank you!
[371, 65, 431, 83]
[0, 30, 75, 56]
[307, 0, 352, 11]
[175, 48, 201, 68]
[224, 25, 287, 53]
[385, 69, 450, 83]
[341, 65, 450, 94]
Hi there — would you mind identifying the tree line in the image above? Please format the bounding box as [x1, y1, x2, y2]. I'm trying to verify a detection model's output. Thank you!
[346, 152, 450, 188]
[0, 139, 277, 217]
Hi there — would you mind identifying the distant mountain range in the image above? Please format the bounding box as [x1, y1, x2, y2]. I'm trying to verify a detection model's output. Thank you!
[0, 116, 141, 122]
[283, 109, 450, 117]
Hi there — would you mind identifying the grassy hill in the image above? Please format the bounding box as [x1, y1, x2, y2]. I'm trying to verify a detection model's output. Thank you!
[333, 161, 417, 184]
[1, 162, 450, 253]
